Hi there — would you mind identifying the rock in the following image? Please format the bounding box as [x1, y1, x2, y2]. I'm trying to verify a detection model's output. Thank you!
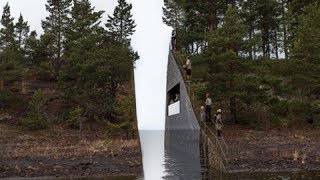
[0, 114, 13, 122]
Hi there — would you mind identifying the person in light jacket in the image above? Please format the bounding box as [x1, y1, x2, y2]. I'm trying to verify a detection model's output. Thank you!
[200, 106, 206, 122]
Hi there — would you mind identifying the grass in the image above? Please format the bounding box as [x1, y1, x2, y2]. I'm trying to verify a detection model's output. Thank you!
[0, 124, 140, 160]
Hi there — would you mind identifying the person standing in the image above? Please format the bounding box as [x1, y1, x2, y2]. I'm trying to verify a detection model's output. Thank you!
[171, 30, 176, 50]
[184, 57, 192, 82]
[215, 109, 223, 137]
[174, 92, 180, 102]
[200, 106, 206, 122]
[205, 93, 212, 122]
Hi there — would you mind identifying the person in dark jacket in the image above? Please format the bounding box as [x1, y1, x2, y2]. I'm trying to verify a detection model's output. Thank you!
[205, 93, 212, 122]
[215, 109, 223, 137]
[171, 30, 176, 50]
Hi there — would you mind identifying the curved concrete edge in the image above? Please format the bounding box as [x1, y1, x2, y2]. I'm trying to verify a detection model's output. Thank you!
[165, 53, 200, 131]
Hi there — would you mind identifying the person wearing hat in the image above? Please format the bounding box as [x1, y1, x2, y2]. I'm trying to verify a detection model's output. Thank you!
[200, 106, 206, 122]
[215, 109, 223, 137]
[183, 57, 192, 82]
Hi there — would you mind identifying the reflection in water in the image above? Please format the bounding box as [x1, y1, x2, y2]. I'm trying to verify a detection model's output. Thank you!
[139, 131, 167, 180]
[139, 129, 205, 180]
[139, 130, 205, 180]
[139, 130, 320, 180]
[163, 130, 203, 179]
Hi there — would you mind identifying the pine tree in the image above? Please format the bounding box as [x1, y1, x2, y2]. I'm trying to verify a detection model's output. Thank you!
[22, 90, 48, 130]
[65, 0, 104, 49]
[15, 14, 31, 94]
[41, 0, 72, 77]
[292, 3, 320, 63]
[61, 0, 105, 83]
[0, 3, 20, 91]
[59, 0, 138, 121]
[288, 0, 320, 23]
[206, 6, 248, 124]
[15, 14, 30, 53]
[60, 35, 138, 121]
[25, 31, 39, 62]
[255, 0, 281, 58]
[169, 1, 206, 53]
[106, 0, 136, 43]
[290, 3, 320, 123]
[162, 0, 184, 29]
[240, 0, 259, 60]
[25, 30, 52, 66]
[287, 0, 320, 51]
[0, 3, 16, 50]
[279, 0, 290, 59]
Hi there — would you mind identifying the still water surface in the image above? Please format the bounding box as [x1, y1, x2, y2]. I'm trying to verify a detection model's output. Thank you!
[138, 130, 320, 180]
[11, 131, 318, 180]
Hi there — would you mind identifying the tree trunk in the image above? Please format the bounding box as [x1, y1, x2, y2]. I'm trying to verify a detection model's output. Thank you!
[174, 24, 179, 51]
[130, 68, 135, 90]
[111, 82, 118, 99]
[191, 43, 194, 54]
[253, 30, 257, 59]
[0, 77, 4, 111]
[0, 77, 4, 91]
[208, 8, 218, 32]
[274, 31, 279, 60]
[307, 94, 314, 124]
[249, 30, 253, 60]
[21, 69, 27, 94]
[282, 0, 289, 59]
[262, 28, 270, 58]
[229, 60, 237, 124]
[230, 96, 237, 124]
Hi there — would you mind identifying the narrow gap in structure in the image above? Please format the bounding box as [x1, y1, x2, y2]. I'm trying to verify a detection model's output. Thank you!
[168, 83, 180, 116]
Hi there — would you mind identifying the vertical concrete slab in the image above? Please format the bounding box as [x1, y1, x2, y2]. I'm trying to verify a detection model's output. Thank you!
[163, 53, 202, 179]
[165, 53, 200, 131]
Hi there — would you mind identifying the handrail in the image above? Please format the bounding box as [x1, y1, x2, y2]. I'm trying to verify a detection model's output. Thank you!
[170, 51, 229, 170]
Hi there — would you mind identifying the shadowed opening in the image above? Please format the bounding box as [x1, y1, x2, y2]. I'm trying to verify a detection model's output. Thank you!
[167, 83, 180, 116]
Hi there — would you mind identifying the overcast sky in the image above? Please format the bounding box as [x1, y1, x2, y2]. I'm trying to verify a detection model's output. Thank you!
[0, 0, 171, 130]
[0, 0, 118, 34]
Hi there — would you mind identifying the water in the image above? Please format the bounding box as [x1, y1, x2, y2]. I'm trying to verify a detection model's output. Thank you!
[138, 130, 205, 179]
[138, 130, 320, 180]
[163, 130, 203, 179]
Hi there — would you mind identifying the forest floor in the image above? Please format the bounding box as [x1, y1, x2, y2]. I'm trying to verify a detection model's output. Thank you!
[221, 125, 320, 173]
[0, 124, 142, 178]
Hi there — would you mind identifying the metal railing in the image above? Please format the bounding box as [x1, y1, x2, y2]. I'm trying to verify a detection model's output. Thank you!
[170, 51, 229, 171]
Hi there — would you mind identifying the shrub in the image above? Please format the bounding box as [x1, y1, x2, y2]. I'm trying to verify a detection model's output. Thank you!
[0, 89, 16, 110]
[311, 101, 320, 128]
[65, 107, 82, 129]
[112, 90, 137, 130]
[22, 90, 48, 130]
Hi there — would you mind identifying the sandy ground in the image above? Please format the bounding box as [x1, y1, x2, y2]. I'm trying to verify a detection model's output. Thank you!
[0, 124, 142, 178]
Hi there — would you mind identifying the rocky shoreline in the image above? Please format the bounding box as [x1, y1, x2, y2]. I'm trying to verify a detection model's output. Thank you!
[1, 123, 319, 178]
[223, 126, 320, 173]
[0, 125, 142, 178]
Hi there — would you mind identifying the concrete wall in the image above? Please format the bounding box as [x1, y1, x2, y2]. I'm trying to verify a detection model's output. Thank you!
[165, 53, 200, 131]
[164, 53, 202, 178]
[165, 53, 227, 174]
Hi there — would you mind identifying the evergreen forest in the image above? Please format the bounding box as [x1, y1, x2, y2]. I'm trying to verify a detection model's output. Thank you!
[0, 0, 137, 131]
[163, 0, 320, 128]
